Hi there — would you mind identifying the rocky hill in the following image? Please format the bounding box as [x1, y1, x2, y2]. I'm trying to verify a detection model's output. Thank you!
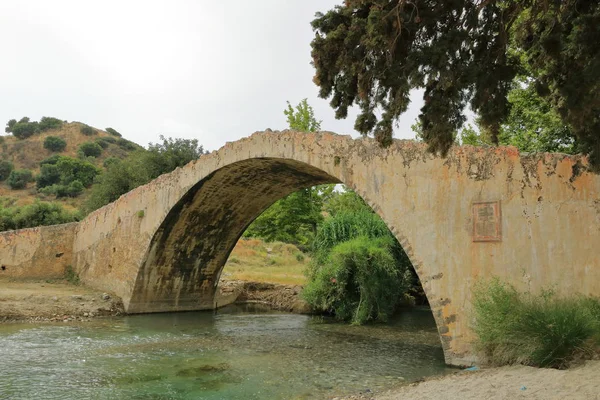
[0, 119, 140, 210]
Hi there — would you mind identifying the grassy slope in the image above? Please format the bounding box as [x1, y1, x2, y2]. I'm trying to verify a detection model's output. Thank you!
[221, 238, 309, 285]
[0, 122, 136, 210]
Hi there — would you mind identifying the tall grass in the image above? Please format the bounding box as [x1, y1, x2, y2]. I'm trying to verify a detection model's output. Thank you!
[303, 236, 412, 324]
[473, 278, 600, 368]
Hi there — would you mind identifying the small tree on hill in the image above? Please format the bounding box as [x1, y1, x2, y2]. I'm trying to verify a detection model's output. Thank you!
[0, 160, 14, 181]
[7, 169, 33, 189]
[38, 117, 63, 132]
[78, 142, 102, 158]
[80, 124, 96, 136]
[44, 136, 67, 152]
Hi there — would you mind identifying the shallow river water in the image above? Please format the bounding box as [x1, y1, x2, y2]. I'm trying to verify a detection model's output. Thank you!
[0, 305, 452, 399]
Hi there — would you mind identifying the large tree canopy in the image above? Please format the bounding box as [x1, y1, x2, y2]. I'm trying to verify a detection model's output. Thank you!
[311, 0, 600, 169]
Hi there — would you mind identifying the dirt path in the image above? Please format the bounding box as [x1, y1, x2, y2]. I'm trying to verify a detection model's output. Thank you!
[0, 277, 123, 322]
[339, 361, 600, 400]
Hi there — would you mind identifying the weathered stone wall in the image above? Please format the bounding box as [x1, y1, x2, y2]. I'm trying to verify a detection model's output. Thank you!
[69, 131, 600, 366]
[0, 223, 77, 279]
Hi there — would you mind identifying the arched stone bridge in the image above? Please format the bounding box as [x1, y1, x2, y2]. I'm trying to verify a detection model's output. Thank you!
[2, 131, 599, 366]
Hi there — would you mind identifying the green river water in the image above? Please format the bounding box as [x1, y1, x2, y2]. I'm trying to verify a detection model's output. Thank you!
[0, 304, 451, 399]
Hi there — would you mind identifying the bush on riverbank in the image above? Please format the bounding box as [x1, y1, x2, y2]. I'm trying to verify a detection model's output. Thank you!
[303, 236, 412, 324]
[472, 278, 600, 368]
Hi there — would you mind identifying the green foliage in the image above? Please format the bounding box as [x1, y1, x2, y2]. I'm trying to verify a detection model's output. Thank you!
[7, 169, 33, 189]
[38, 117, 63, 132]
[105, 127, 122, 137]
[244, 100, 326, 246]
[85, 136, 206, 212]
[498, 82, 577, 154]
[9, 118, 39, 139]
[322, 188, 369, 217]
[244, 187, 325, 247]
[36, 164, 61, 188]
[5, 116, 63, 139]
[80, 124, 96, 136]
[103, 156, 120, 168]
[0, 160, 14, 181]
[36, 156, 99, 198]
[303, 236, 411, 325]
[472, 279, 600, 368]
[94, 138, 109, 149]
[5, 119, 17, 133]
[78, 141, 103, 158]
[137, 210, 145, 218]
[98, 136, 117, 145]
[311, 1, 600, 169]
[117, 138, 139, 151]
[284, 99, 322, 132]
[55, 156, 99, 187]
[64, 265, 80, 285]
[43, 136, 67, 152]
[40, 154, 62, 166]
[0, 200, 79, 231]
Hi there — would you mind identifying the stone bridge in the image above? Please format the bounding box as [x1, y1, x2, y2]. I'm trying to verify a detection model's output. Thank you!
[1, 131, 599, 366]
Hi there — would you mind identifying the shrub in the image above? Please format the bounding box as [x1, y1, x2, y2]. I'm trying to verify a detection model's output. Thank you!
[117, 138, 138, 151]
[78, 142, 103, 158]
[94, 137, 109, 149]
[103, 156, 120, 169]
[7, 169, 33, 189]
[36, 164, 61, 188]
[64, 265, 80, 285]
[80, 124, 96, 136]
[38, 117, 63, 132]
[56, 156, 99, 187]
[0, 200, 79, 231]
[472, 278, 600, 368]
[303, 236, 411, 324]
[40, 154, 62, 166]
[10, 119, 39, 139]
[0, 160, 14, 181]
[43, 136, 67, 152]
[105, 127, 121, 137]
[98, 136, 117, 144]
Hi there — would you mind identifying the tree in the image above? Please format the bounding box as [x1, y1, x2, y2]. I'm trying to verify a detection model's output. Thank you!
[85, 136, 206, 212]
[284, 99, 322, 132]
[311, 1, 600, 169]
[80, 124, 96, 136]
[244, 100, 326, 246]
[44, 136, 67, 152]
[0, 161, 14, 181]
[78, 142, 103, 158]
[38, 117, 63, 132]
[7, 169, 33, 189]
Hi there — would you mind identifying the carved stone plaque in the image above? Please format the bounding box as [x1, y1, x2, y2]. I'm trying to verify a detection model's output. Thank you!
[473, 201, 502, 242]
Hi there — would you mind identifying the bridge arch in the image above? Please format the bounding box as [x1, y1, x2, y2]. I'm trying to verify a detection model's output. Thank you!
[72, 130, 600, 366]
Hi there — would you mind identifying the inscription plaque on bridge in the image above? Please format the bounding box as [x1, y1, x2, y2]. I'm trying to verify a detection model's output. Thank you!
[472, 201, 502, 242]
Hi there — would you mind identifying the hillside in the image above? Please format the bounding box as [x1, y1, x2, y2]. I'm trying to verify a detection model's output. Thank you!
[0, 120, 139, 210]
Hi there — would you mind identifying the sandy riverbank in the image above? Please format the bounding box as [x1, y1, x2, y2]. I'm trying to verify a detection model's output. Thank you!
[0, 277, 124, 322]
[339, 360, 600, 400]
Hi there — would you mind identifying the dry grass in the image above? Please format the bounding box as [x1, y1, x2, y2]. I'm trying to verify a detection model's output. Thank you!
[220, 238, 309, 285]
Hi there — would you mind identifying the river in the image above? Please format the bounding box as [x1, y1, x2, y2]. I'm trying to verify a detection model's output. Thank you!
[0, 304, 452, 399]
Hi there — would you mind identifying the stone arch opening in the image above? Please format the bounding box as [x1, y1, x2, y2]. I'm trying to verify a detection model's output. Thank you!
[128, 155, 444, 359]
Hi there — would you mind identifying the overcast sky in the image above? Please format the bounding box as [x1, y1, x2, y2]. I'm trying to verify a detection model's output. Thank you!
[0, 1, 422, 151]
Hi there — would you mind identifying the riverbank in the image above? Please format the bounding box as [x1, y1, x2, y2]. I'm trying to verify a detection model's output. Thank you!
[339, 360, 600, 400]
[0, 277, 305, 323]
[0, 277, 124, 323]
